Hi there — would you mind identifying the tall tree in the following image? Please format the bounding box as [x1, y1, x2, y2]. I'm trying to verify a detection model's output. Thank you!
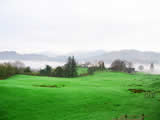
[64, 56, 77, 77]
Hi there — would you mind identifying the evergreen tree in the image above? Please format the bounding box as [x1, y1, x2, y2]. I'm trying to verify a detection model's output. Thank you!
[71, 56, 77, 77]
[64, 56, 77, 77]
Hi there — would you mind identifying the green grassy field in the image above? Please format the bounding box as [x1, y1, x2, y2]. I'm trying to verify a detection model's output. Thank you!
[77, 67, 88, 75]
[0, 71, 160, 120]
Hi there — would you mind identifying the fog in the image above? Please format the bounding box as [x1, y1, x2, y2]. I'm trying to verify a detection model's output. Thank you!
[0, 60, 65, 70]
[0, 60, 160, 74]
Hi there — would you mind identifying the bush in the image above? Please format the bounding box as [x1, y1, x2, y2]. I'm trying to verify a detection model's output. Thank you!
[53, 66, 64, 77]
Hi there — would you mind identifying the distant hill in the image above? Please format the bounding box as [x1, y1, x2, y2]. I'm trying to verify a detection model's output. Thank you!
[84, 50, 160, 64]
[0, 50, 160, 64]
[0, 51, 66, 62]
[65, 50, 106, 60]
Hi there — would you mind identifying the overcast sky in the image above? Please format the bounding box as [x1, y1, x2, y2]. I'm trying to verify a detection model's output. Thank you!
[0, 0, 160, 53]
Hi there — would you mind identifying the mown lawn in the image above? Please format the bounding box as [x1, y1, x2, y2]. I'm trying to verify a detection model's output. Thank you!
[0, 72, 160, 120]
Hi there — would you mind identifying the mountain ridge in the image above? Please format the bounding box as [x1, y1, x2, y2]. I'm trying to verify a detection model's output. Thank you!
[0, 50, 160, 64]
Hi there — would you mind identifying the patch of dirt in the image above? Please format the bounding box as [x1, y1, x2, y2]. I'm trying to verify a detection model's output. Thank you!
[113, 114, 146, 120]
[128, 84, 143, 87]
[128, 89, 151, 93]
[33, 85, 65, 88]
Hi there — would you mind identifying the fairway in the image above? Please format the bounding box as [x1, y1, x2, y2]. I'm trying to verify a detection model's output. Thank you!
[0, 72, 160, 120]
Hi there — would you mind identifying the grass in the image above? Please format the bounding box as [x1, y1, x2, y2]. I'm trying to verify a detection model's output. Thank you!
[0, 71, 160, 120]
[77, 67, 88, 75]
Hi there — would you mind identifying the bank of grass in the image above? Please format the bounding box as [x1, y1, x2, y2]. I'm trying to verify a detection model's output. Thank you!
[0, 71, 160, 120]
[77, 67, 88, 75]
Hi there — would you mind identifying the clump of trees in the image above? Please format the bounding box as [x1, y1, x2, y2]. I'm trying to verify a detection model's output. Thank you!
[0, 63, 18, 79]
[40, 65, 52, 76]
[24, 67, 32, 73]
[109, 59, 135, 73]
[39, 56, 77, 78]
[110, 59, 127, 72]
[87, 61, 106, 75]
[0, 61, 33, 79]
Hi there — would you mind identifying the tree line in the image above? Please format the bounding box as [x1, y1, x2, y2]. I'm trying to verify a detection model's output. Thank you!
[0, 61, 31, 79]
[0, 56, 155, 79]
[39, 56, 78, 77]
[0, 56, 107, 79]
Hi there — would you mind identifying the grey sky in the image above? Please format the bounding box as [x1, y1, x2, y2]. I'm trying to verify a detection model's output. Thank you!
[0, 0, 160, 53]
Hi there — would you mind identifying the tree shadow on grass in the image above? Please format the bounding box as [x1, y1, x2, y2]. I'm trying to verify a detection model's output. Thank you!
[0, 108, 8, 120]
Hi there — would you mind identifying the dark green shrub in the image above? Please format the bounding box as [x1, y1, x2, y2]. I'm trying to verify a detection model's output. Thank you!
[53, 66, 64, 77]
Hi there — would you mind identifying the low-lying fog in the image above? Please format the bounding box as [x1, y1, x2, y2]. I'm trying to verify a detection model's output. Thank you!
[0, 60, 160, 74]
[0, 60, 65, 70]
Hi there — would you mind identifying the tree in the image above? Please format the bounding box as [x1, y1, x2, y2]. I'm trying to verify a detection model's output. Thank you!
[138, 65, 144, 71]
[150, 63, 154, 71]
[39, 65, 52, 76]
[54, 66, 64, 77]
[64, 56, 77, 77]
[98, 61, 105, 70]
[0, 62, 19, 79]
[71, 56, 77, 77]
[110, 59, 127, 72]
[24, 67, 31, 73]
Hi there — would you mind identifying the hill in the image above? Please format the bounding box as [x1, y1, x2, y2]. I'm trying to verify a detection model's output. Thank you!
[0, 51, 66, 62]
[1, 50, 160, 64]
[83, 50, 160, 64]
[0, 72, 160, 120]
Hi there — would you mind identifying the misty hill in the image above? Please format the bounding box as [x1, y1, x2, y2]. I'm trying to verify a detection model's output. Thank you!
[84, 50, 160, 64]
[40, 49, 160, 64]
[0, 51, 66, 62]
[1, 50, 160, 64]
[65, 50, 106, 60]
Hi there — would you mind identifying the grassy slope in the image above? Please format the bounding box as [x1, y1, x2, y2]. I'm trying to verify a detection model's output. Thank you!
[0, 72, 160, 120]
[77, 67, 88, 75]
